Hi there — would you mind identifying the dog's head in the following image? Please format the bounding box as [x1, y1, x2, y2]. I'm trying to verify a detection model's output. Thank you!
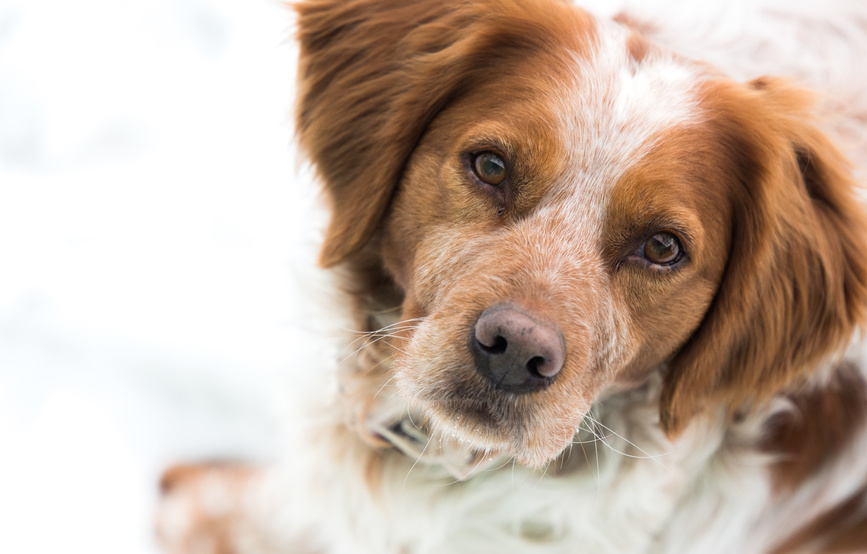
[295, 0, 867, 467]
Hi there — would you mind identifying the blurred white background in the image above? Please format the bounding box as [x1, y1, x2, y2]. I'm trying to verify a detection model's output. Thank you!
[0, 0, 321, 551]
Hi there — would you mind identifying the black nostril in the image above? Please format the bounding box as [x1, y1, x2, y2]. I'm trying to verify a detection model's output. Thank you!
[470, 304, 565, 394]
[480, 334, 508, 355]
[526, 356, 545, 378]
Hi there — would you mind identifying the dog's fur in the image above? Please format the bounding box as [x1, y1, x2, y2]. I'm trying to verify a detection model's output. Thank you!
[158, 1, 867, 552]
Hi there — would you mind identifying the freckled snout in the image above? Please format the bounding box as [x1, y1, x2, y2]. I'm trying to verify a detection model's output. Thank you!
[470, 304, 566, 393]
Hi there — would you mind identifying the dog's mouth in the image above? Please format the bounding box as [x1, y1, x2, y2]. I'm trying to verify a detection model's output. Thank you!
[370, 304, 598, 469]
[365, 403, 507, 480]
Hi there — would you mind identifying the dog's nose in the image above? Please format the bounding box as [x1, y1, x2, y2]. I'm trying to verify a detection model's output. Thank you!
[470, 304, 565, 393]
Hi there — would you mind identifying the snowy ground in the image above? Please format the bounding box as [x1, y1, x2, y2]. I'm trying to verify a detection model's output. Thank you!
[0, 1, 322, 551]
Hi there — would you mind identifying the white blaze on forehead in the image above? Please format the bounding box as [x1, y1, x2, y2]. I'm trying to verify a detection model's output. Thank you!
[522, 19, 707, 373]
[549, 18, 705, 222]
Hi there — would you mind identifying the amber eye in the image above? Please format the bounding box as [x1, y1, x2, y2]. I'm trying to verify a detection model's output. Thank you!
[472, 151, 507, 186]
[643, 232, 682, 265]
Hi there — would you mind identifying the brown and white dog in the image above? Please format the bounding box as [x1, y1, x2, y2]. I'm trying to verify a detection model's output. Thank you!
[157, 0, 867, 552]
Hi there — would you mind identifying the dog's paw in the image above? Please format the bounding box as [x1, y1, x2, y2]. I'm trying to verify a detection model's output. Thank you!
[156, 462, 260, 554]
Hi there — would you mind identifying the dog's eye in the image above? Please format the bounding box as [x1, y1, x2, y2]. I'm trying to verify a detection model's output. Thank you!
[472, 152, 507, 186]
[643, 232, 682, 265]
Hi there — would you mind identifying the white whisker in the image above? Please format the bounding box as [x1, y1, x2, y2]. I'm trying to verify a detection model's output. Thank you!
[582, 413, 669, 469]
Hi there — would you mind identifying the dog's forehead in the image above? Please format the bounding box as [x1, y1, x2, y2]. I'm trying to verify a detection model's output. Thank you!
[544, 20, 705, 220]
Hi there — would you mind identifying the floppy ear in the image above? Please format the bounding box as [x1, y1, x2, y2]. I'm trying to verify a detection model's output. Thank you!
[294, 0, 450, 266]
[294, 0, 589, 266]
[660, 78, 867, 436]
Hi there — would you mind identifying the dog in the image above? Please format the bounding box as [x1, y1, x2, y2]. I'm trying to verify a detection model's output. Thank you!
[157, 0, 867, 552]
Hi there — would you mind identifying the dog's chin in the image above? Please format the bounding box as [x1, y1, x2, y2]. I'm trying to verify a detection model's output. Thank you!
[428, 401, 581, 469]
[392, 365, 585, 469]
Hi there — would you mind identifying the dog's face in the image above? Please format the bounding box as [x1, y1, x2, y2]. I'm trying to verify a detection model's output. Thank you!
[378, 45, 734, 464]
[296, 0, 867, 467]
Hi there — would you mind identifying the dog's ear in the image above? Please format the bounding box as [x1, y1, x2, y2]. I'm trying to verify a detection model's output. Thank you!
[294, 0, 447, 266]
[294, 0, 588, 266]
[660, 78, 867, 436]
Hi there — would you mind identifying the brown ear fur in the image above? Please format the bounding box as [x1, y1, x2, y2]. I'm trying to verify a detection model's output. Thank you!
[294, 0, 590, 267]
[660, 78, 867, 436]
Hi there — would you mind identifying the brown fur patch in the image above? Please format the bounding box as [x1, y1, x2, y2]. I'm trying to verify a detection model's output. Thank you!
[158, 462, 327, 553]
[158, 462, 260, 554]
[762, 362, 867, 491]
[659, 79, 867, 436]
[772, 484, 867, 553]
[625, 31, 651, 64]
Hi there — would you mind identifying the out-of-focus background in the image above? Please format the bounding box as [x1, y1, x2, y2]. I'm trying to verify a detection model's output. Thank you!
[0, 0, 325, 551]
